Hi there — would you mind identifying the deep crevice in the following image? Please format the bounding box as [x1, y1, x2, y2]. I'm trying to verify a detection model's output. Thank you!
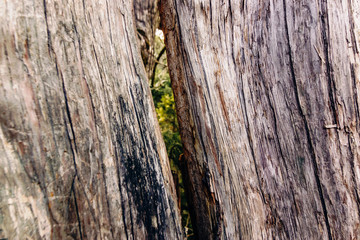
[134, 2, 194, 237]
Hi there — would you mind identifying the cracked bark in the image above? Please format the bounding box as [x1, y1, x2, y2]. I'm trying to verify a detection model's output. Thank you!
[161, 0, 360, 239]
[0, 0, 183, 239]
[134, 0, 161, 80]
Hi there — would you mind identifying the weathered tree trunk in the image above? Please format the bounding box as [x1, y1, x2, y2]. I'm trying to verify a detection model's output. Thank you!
[134, 0, 161, 81]
[161, 0, 360, 239]
[0, 0, 183, 239]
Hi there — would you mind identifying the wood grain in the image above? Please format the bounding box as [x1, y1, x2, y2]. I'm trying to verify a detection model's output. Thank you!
[161, 0, 360, 239]
[0, 0, 182, 239]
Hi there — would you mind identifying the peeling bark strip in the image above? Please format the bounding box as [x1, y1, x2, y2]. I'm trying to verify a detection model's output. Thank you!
[161, 0, 360, 239]
[0, 0, 183, 239]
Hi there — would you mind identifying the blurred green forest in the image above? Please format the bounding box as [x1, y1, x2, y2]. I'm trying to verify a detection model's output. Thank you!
[150, 36, 182, 161]
[139, 31, 194, 238]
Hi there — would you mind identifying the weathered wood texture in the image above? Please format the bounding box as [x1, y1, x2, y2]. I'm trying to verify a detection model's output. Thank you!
[0, 0, 183, 239]
[134, 0, 161, 81]
[161, 0, 360, 239]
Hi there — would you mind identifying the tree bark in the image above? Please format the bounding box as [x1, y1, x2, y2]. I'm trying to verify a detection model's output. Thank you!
[0, 0, 183, 239]
[160, 0, 360, 239]
[134, 0, 161, 80]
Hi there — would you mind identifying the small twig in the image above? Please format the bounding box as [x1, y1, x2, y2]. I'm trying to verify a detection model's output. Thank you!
[314, 45, 325, 64]
[151, 46, 167, 87]
[324, 124, 337, 129]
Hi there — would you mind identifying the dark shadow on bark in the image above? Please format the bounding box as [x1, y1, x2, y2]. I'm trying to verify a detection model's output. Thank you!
[134, 1, 194, 238]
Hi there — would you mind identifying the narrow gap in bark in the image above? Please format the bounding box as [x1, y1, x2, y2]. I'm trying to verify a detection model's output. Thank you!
[134, 4, 194, 238]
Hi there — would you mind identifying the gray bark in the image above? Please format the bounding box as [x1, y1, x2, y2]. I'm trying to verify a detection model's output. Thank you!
[0, 0, 182, 239]
[161, 0, 360, 239]
[134, 0, 161, 81]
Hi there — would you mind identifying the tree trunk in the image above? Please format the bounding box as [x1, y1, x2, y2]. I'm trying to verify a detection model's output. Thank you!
[0, 0, 183, 239]
[161, 0, 360, 239]
[134, 0, 161, 81]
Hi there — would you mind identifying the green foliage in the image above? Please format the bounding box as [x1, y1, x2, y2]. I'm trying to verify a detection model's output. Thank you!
[143, 33, 194, 239]
[150, 35, 182, 162]
[152, 85, 181, 159]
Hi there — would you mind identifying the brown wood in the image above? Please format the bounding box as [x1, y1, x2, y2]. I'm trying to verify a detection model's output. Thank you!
[160, 0, 360, 239]
[0, 0, 183, 239]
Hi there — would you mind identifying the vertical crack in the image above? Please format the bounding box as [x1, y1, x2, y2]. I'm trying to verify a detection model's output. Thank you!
[57, 60, 84, 239]
[69, 175, 83, 240]
[257, 54, 298, 234]
[320, 0, 338, 124]
[282, 1, 332, 239]
[43, 0, 53, 55]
